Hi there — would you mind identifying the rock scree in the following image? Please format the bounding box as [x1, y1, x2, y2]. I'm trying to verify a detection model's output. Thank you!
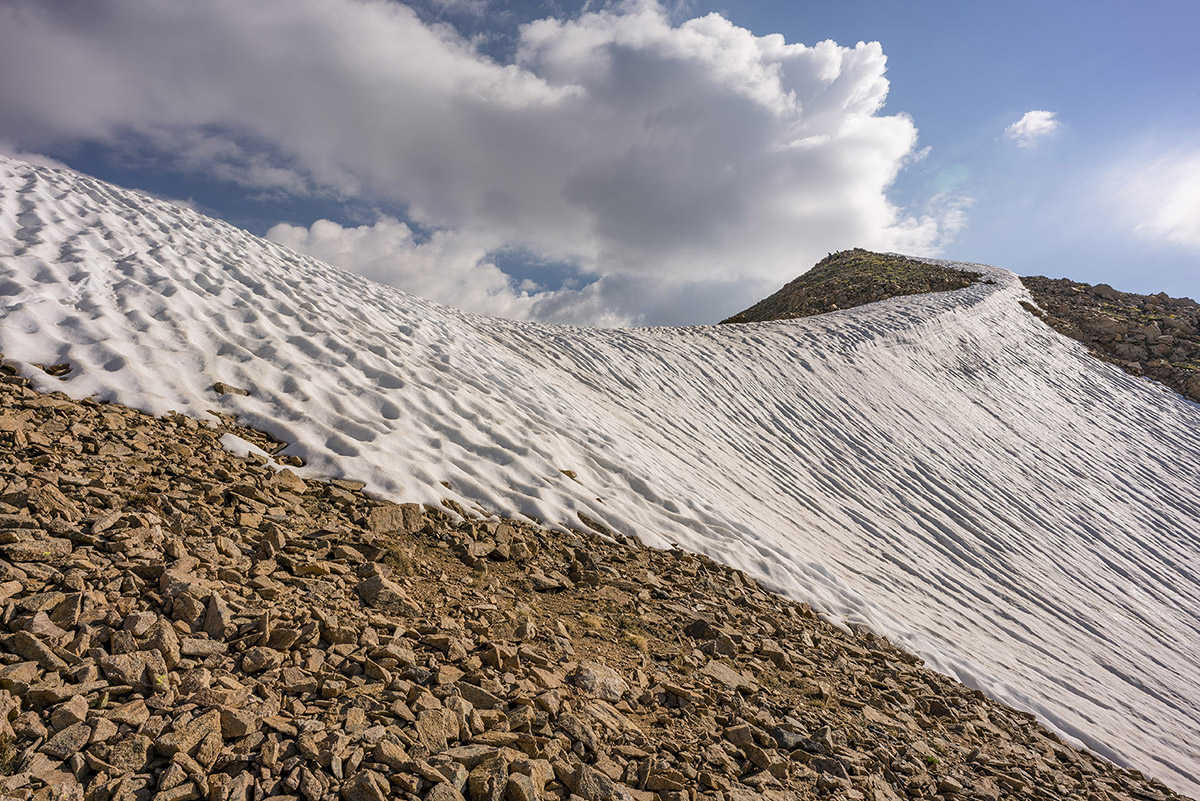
[0, 358, 1191, 801]
[1020, 275, 1200, 404]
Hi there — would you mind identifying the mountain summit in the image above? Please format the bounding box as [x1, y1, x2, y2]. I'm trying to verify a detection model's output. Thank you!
[720, 250, 981, 324]
[3, 156, 1200, 795]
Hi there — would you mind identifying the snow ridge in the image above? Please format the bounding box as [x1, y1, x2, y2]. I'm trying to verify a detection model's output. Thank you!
[2, 156, 1200, 794]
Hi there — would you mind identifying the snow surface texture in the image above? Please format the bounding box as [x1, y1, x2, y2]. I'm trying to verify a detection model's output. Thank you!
[2, 155, 1200, 794]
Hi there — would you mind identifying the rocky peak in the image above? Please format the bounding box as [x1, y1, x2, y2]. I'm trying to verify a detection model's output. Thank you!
[720, 250, 981, 324]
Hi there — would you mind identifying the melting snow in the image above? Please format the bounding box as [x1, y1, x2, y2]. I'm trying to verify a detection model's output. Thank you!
[2, 155, 1200, 794]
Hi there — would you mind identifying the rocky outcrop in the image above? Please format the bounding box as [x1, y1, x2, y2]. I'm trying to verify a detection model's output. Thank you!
[1021, 276, 1200, 403]
[721, 250, 981, 324]
[0, 363, 1189, 801]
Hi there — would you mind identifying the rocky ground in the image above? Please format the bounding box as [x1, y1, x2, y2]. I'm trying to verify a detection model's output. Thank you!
[1020, 276, 1200, 403]
[0, 360, 1190, 801]
[720, 251, 981, 324]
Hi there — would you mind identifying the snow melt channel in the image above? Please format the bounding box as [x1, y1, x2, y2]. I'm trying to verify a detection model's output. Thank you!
[2, 156, 1200, 795]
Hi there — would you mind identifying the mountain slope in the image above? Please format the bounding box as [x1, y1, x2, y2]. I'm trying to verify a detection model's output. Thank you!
[0, 366, 1188, 801]
[2, 156, 1200, 795]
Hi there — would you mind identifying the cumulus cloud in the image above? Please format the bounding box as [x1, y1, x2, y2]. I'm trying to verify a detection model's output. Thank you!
[1004, 110, 1062, 147]
[0, 0, 961, 323]
[1109, 149, 1200, 250]
[266, 217, 631, 324]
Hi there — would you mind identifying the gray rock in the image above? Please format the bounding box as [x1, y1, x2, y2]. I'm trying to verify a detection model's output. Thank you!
[571, 661, 629, 703]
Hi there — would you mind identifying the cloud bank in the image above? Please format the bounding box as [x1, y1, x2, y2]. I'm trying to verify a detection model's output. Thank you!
[1004, 110, 1062, 148]
[0, 0, 958, 323]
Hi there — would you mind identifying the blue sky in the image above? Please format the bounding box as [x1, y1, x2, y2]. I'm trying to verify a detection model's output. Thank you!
[0, 0, 1196, 324]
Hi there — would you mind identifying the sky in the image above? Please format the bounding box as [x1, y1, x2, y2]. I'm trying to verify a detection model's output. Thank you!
[0, 0, 1197, 326]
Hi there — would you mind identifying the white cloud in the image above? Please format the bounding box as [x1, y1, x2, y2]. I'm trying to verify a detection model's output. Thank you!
[0, 140, 68, 170]
[0, 0, 962, 323]
[266, 217, 631, 325]
[1004, 110, 1062, 147]
[1109, 149, 1200, 250]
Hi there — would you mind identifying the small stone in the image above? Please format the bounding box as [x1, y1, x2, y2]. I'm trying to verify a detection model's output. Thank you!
[0, 661, 40, 693]
[40, 722, 91, 759]
[155, 709, 221, 758]
[504, 774, 538, 801]
[145, 619, 182, 669]
[566, 763, 616, 801]
[0, 536, 73, 563]
[468, 755, 509, 801]
[684, 618, 718, 640]
[203, 594, 235, 641]
[179, 637, 227, 657]
[455, 681, 506, 710]
[14, 710, 47, 739]
[220, 706, 262, 738]
[90, 717, 119, 744]
[426, 784, 467, 801]
[22, 485, 82, 522]
[444, 744, 501, 770]
[50, 695, 88, 730]
[241, 646, 283, 673]
[211, 382, 250, 396]
[99, 652, 148, 687]
[123, 611, 158, 637]
[365, 503, 425, 535]
[571, 661, 629, 703]
[557, 713, 598, 753]
[356, 574, 411, 609]
[416, 709, 457, 752]
[340, 769, 389, 801]
[700, 659, 756, 692]
[12, 632, 69, 672]
[372, 740, 409, 771]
